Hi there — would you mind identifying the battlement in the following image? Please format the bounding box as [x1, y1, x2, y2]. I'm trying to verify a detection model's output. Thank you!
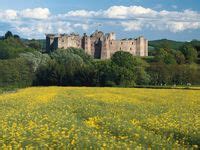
[46, 31, 148, 59]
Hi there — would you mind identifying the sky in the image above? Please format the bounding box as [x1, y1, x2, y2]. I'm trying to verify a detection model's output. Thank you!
[0, 0, 200, 41]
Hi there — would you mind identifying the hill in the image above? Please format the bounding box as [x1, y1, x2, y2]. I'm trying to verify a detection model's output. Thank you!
[149, 39, 184, 50]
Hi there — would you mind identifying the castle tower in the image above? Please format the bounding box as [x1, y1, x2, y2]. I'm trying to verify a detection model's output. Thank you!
[101, 35, 111, 59]
[81, 33, 91, 55]
[109, 32, 116, 40]
[136, 36, 148, 56]
[46, 34, 55, 52]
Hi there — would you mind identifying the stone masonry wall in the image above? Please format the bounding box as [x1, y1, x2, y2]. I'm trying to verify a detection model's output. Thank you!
[46, 31, 148, 59]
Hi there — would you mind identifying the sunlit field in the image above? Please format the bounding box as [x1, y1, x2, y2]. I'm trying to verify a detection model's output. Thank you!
[0, 87, 199, 149]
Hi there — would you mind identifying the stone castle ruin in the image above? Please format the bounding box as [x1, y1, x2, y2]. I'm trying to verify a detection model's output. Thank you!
[46, 30, 148, 59]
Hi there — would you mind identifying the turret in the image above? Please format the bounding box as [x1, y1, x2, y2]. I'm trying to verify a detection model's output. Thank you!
[101, 36, 111, 59]
[136, 36, 148, 56]
[82, 33, 91, 55]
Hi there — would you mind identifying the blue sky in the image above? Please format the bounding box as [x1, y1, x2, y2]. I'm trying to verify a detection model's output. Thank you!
[0, 0, 200, 41]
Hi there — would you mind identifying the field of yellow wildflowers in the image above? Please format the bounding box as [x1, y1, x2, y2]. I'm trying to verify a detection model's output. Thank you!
[0, 87, 199, 149]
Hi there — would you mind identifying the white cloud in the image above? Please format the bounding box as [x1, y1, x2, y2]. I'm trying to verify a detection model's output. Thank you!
[20, 8, 50, 19]
[121, 21, 143, 31]
[65, 10, 100, 18]
[0, 9, 17, 20]
[1, 5, 200, 38]
[63, 5, 200, 32]
[166, 22, 200, 32]
[73, 23, 89, 30]
[104, 5, 157, 19]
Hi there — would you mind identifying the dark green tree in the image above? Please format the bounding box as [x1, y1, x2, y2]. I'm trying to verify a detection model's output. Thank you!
[180, 43, 198, 63]
[4, 31, 13, 39]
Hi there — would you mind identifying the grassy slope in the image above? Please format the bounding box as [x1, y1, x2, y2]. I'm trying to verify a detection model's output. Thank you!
[0, 87, 199, 149]
[149, 39, 184, 50]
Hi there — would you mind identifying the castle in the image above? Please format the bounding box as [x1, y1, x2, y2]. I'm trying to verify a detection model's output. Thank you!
[46, 31, 148, 59]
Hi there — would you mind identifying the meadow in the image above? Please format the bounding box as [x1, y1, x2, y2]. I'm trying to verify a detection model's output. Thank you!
[0, 87, 199, 149]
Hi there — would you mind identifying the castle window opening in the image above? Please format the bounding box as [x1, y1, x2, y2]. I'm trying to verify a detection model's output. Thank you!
[121, 42, 123, 45]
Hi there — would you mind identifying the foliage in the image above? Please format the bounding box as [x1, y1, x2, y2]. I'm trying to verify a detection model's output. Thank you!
[0, 30, 199, 87]
[0, 37, 36, 59]
[179, 43, 198, 64]
[147, 63, 200, 85]
[4, 31, 13, 39]
[0, 87, 199, 149]
[0, 58, 34, 87]
[20, 51, 51, 72]
[111, 51, 135, 70]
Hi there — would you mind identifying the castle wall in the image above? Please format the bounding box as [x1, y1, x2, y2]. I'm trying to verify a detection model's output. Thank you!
[57, 35, 81, 49]
[46, 31, 148, 59]
[108, 40, 137, 56]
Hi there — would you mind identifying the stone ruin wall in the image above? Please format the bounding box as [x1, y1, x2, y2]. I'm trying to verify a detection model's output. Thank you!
[46, 31, 148, 59]
[57, 35, 82, 49]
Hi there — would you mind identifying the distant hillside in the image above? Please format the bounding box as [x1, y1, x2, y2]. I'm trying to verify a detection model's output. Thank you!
[149, 39, 184, 50]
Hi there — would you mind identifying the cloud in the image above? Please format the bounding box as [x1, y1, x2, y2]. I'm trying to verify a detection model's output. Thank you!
[20, 8, 50, 20]
[0, 8, 50, 21]
[0, 9, 17, 20]
[73, 23, 89, 30]
[166, 22, 200, 32]
[104, 5, 157, 19]
[121, 21, 143, 31]
[0, 5, 200, 38]
[64, 10, 100, 18]
[63, 5, 200, 32]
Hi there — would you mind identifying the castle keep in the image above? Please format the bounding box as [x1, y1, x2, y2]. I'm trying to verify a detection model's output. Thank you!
[46, 31, 148, 59]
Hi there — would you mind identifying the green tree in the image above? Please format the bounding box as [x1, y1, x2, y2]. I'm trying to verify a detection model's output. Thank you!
[180, 43, 198, 63]
[174, 51, 185, 64]
[111, 51, 135, 70]
[4, 31, 13, 39]
[155, 48, 177, 64]
[0, 58, 34, 87]
[20, 51, 51, 72]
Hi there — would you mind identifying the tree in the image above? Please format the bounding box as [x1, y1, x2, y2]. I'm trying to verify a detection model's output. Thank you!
[180, 43, 198, 63]
[27, 40, 42, 50]
[0, 37, 36, 59]
[155, 48, 177, 64]
[20, 51, 51, 72]
[0, 58, 34, 87]
[174, 51, 185, 64]
[4, 31, 13, 39]
[14, 34, 20, 39]
[111, 51, 135, 70]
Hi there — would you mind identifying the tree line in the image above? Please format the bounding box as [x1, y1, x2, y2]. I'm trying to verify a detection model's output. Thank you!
[0, 31, 200, 88]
